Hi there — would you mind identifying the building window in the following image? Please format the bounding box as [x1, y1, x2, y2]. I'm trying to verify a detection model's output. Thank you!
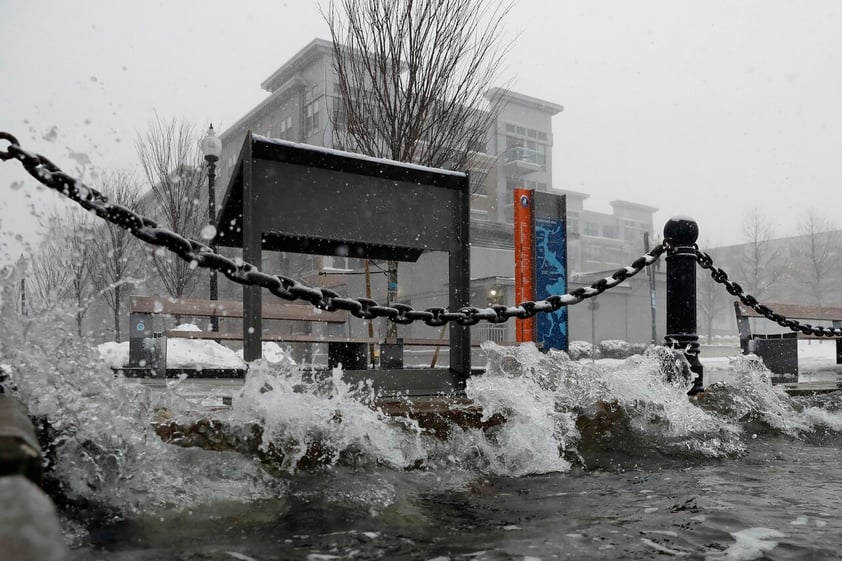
[583, 222, 599, 236]
[301, 254, 317, 275]
[568, 211, 580, 234]
[279, 115, 293, 139]
[305, 101, 320, 135]
[322, 256, 349, 271]
[505, 176, 522, 201]
[525, 140, 547, 170]
[332, 99, 346, 130]
[568, 245, 580, 267]
[505, 123, 549, 143]
[467, 130, 486, 153]
[603, 224, 619, 239]
[584, 246, 601, 262]
[623, 219, 646, 241]
[471, 174, 488, 196]
[505, 136, 546, 170]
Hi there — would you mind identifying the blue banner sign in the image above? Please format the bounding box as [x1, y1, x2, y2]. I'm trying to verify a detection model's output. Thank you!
[532, 191, 567, 351]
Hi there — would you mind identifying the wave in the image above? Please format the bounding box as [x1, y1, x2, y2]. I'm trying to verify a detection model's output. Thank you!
[2, 281, 840, 517]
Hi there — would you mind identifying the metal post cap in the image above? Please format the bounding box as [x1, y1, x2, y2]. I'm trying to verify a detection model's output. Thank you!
[664, 216, 698, 245]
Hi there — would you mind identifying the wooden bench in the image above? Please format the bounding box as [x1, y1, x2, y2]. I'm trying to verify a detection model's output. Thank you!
[733, 302, 842, 382]
[128, 296, 352, 375]
[127, 296, 496, 375]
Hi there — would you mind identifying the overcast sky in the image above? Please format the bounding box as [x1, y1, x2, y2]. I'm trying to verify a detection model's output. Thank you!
[2, 0, 841, 268]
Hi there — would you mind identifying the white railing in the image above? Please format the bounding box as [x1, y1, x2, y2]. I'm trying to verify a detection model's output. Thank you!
[471, 323, 509, 343]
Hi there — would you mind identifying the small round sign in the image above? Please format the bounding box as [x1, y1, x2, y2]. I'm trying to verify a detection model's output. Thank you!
[520, 195, 529, 208]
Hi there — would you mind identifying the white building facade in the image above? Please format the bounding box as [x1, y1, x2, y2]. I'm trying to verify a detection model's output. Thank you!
[213, 38, 666, 356]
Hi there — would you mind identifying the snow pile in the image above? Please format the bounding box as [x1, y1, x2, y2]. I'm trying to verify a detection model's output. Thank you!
[167, 332, 245, 370]
[235, 341, 296, 366]
[96, 324, 246, 370]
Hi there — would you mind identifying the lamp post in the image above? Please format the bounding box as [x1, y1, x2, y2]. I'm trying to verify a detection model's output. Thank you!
[201, 124, 222, 332]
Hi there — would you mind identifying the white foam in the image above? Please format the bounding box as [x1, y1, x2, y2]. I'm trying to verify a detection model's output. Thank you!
[715, 528, 785, 561]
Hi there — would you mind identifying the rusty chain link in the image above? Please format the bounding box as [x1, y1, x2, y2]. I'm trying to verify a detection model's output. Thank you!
[1, 132, 668, 326]
[694, 247, 842, 338]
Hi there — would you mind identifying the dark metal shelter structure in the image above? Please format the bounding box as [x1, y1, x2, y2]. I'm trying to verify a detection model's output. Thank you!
[215, 133, 471, 394]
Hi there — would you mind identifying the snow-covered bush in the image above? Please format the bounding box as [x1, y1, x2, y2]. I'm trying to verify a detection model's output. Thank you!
[567, 339, 647, 360]
[629, 342, 648, 356]
[597, 339, 631, 359]
[567, 340, 598, 360]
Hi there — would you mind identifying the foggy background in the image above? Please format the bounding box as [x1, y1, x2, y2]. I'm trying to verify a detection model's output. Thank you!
[2, 0, 841, 266]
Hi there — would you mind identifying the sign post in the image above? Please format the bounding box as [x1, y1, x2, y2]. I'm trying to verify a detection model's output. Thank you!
[513, 189, 568, 351]
[513, 189, 534, 343]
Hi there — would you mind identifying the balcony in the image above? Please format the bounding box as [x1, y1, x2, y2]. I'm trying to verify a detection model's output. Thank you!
[503, 147, 544, 175]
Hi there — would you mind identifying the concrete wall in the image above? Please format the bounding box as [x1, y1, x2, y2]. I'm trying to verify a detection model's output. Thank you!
[0, 395, 68, 559]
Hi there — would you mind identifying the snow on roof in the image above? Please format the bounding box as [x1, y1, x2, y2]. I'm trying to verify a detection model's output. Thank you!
[254, 135, 468, 178]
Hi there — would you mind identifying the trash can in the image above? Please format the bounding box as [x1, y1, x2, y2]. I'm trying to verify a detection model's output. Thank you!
[380, 339, 404, 369]
[128, 312, 167, 377]
[751, 333, 798, 383]
[328, 342, 368, 371]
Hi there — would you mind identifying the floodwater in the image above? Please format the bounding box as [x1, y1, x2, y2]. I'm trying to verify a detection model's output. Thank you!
[67, 436, 842, 561]
[2, 299, 841, 560]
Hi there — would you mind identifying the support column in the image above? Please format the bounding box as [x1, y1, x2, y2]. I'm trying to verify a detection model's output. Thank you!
[449, 171, 472, 387]
[242, 135, 262, 362]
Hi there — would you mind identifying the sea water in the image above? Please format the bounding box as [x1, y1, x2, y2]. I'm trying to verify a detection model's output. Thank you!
[2, 290, 841, 560]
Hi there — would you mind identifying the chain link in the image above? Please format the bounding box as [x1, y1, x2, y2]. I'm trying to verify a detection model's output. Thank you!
[694, 247, 842, 338]
[1, 132, 668, 326]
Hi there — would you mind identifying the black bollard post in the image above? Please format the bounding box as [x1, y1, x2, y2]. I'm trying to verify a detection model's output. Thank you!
[663, 216, 704, 395]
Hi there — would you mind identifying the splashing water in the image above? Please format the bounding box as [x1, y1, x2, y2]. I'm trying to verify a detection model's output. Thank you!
[0, 281, 284, 516]
[226, 360, 428, 473]
[3, 274, 842, 561]
[467, 342, 749, 467]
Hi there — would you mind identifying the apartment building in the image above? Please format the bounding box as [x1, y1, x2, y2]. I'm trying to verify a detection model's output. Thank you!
[213, 38, 665, 350]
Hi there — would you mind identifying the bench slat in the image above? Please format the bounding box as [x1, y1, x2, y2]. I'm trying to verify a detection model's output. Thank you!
[734, 302, 842, 321]
[166, 331, 379, 344]
[163, 330, 509, 347]
[131, 296, 346, 323]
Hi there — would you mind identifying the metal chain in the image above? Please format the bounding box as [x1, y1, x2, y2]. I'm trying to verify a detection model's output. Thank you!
[1, 132, 667, 326]
[694, 246, 842, 338]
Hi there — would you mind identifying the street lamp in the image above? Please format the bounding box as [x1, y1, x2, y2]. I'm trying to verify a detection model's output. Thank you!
[200, 124, 222, 332]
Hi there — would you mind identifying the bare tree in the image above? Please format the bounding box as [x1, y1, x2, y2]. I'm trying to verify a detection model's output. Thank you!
[29, 209, 97, 336]
[324, 0, 511, 170]
[323, 0, 513, 335]
[736, 208, 788, 300]
[136, 115, 205, 299]
[28, 232, 70, 313]
[792, 208, 840, 309]
[88, 171, 144, 342]
[696, 242, 729, 343]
